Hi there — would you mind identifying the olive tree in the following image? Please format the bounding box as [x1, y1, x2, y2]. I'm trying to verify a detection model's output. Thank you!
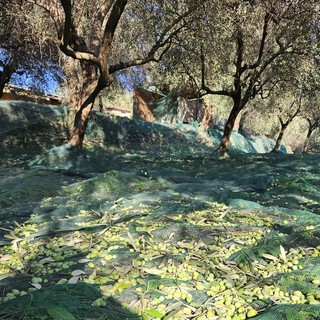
[0, 1, 60, 96]
[270, 89, 302, 152]
[299, 57, 320, 152]
[24, 0, 200, 148]
[264, 50, 320, 152]
[302, 93, 320, 152]
[157, 0, 319, 151]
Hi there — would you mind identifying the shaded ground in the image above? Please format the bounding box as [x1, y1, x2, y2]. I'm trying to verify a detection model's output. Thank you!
[0, 101, 320, 320]
[0, 101, 69, 167]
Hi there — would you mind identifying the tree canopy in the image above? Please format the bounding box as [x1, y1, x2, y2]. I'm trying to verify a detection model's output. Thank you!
[2, 0, 319, 150]
[170, 0, 320, 150]
[22, 0, 202, 147]
[0, 0, 61, 96]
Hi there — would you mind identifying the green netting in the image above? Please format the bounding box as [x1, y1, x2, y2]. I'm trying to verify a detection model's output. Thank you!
[152, 93, 180, 124]
[1, 150, 320, 319]
[0, 283, 140, 320]
[85, 111, 214, 156]
[1, 101, 320, 319]
[0, 101, 69, 164]
[248, 135, 277, 153]
[207, 129, 287, 154]
[86, 100, 284, 155]
[252, 304, 320, 320]
[0, 101, 68, 134]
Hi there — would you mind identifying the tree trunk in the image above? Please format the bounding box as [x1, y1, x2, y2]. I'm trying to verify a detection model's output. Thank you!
[69, 104, 94, 148]
[66, 58, 105, 148]
[68, 79, 105, 148]
[234, 107, 249, 132]
[272, 122, 288, 152]
[0, 78, 6, 98]
[0, 64, 15, 98]
[303, 126, 313, 152]
[219, 96, 242, 151]
[64, 58, 84, 110]
[303, 120, 317, 152]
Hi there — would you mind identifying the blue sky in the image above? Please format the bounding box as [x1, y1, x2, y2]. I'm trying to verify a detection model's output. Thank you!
[10, 69, 60, 95]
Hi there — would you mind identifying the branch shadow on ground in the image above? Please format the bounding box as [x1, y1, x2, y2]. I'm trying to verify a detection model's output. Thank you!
[0, 282, 141, 319]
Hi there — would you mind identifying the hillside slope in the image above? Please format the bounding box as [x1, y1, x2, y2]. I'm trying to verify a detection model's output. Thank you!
[0, 100, 284, 161]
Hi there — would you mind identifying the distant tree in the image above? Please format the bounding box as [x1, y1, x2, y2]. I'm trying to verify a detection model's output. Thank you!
[0, 56, 18, 97]
[24, 0, 200, 148]
[301, 93, 320, 152]
[270, 90, 302, 152]
[299, 59, 320, 152]
[0, 1, 61, 96]
[204, 1, 319, 151]
[265, 51, 320, 152]
[155, 0, 319, 152]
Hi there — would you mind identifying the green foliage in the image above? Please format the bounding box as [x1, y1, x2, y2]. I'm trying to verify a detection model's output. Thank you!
[228, 244, 280, 267]
[253, 304, 320, 320]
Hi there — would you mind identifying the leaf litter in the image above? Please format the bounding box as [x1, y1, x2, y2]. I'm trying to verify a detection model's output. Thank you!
[1, 148, 320, 319]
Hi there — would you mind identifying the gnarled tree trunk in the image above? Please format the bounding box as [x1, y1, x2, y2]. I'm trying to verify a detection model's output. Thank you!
[303, 124, 313, 152]
[67, 59, 102, 147]
[219, 93, 244, 151]
[272, 122, 288, 152]
[219, 107, 242, 151]
[234, 106, 249, 132]
[303, 119, 319, 152]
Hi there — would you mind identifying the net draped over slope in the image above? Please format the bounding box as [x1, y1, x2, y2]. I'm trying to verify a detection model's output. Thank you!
[1, 145, 320, 319]
[0, 99, 319, 319]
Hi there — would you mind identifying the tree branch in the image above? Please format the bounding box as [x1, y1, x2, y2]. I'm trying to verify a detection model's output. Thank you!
[259, 79, 283, 99]
[234, 28, 244, 91]
[201, 87, 234, 98]
[90, 0, 114, 54]
[27, 0, 98, 65]
[255, 44, 289, 80]
[59, 45, 101, 66]
[200, 46, 232, 97]
[99, 0, 128, 60]
[277, 114, 285, 126]
[60, 0, 72, 46]
[58, 0, 101, 68]
[246, 12, 271, 70]
[200, 49, 205, 89]
[109, 5, 196, 74]
[109, 57, 154, 74]
[24, 0, 63, 34]
[289, 97, 302, 121]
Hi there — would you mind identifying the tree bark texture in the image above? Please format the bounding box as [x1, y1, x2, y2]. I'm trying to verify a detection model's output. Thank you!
[303, 126, 313, 152]
[68, 76, 105, 148]
[233, 107, 249, 132]
[219, 98, 242, 151]
[272, 123, 288, 152]
[303, 120, 318, 152]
